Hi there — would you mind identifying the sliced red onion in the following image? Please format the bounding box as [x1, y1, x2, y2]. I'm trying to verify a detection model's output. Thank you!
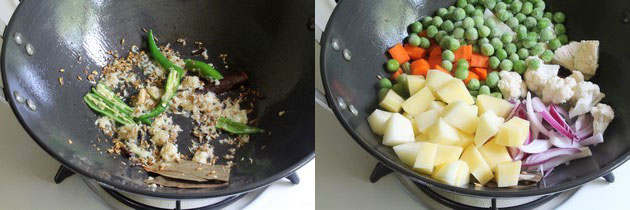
[576, 126, 593, 140]
[574, 115, 593, 132]
[522, 148, 581, 166]
[507, 102, 521, 120]
[524, 130, 533, 145]
[579, 133, 604, 146]
[508, 147, 525, 160]
[526, 92, 551, 137]
[519, 139, 553, 153]
[526, 147, 592, 171]
[549, 132, 579, 148]
[549, 105, 572, 132]
[553, 104, 569, 120]
[531, 97, 547, 112]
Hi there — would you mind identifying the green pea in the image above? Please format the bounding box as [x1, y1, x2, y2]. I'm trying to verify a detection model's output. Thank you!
[501, 34, 513, 44]
[471, 16, 483, 27]
[465, 4, 476, 15]
[466, 28, 479, 40]
[435, 31, 447, 42]
[478, 25, 491, 38]
[439, 36, 450, 49]
[437, 8, 449, 17]
[500, 59, 513, 71]
[442, 50, 455, 62]
[441, 20, 455, 32]
[462, 17, 475, 29]
[531, 8, 544, 19]
[554, 24, 566, 35]
[479, 85, 491, 95]
[486, 71, 499, 88]
[451, 38, 463, 51]
[422, 16, 433, 26]
[553, 12, 566, 23]
[495, 2, 507, 11]
[441, 60, 453, 71]
[469, 90, 479, 97]
[504, 0, 513, 3]
[401, 62, 411, 74]
[453, 8, 467, 21]
[411, 22, 424, 34]
[510, 0, 523, 13]
[549, 38, 562, 50]
[541, 50, 554, 62]
[427, 25, 439, 38]
[517, 48, 529, 59]
[513, 60, 526, 74]
[432, 16, 444, 27]
[396, 73, 408, 85]
[506, 17, 519, 29]
[515, 13, 526, 23]
[485, 0, 497, 10]
[457, 0, 468, 8]
[378, 88, 390, 100]
[524, 17, 537, 29]
[481, 43, 495, 56]
[379, 78, 392, 88]
[508, 53, 519, 62]
[457, 59, 470, 70]
[522, 39, 536, 49]
[491, 92, 503, 99]
[504, 43, 517, 55]
[530, 43, 545, 56]
[419, 37, 431, 48]
[478, 37, 490, 45]
[453, 28, 466, 39]
[526, 57, 540, 69]
[489, 56, 500, 69]
[455, 67, 469, 80]
[490, 37, 503, 50]
[557, 35, 569, 45]
[467, 78, 481, 90]
[494, 48, 507, 60]
[543, 12, 553, 20]
[534, 1, 545, 10]
[537, 18, 551, 30]
[489, 27, 501, 38]
[448, 6, 456, 12]
[496, 9, 510, 22]
[521, 2, 533, 15]
[540, 29, 554, 42]
[387, 59, 400, 72]
[527, 32, 539, 42]
[408, 34, 421, 47]
[485, 18, 496, 28]
[516, 29, 528, 41]
[472, 9, 484, 18]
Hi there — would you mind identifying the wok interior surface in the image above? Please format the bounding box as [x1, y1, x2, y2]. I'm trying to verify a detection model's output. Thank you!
[321, 0, 630, 197]
[1, 0, 314, 198]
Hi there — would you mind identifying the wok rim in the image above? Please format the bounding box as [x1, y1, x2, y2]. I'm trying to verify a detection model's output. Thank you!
[319, 0, 630, 198]
[0, 0, 314, 199]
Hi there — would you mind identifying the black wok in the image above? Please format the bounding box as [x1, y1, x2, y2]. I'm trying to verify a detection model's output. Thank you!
[320, 0, 630, 198]
[0, 0, 314, 199]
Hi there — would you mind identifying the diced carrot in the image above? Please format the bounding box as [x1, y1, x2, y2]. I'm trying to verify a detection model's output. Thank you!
[435, 65, 450, 74]
[429, 46, 442, 57]
[454, 45, 473, 62]
[471, 67, 487, 80]
[404, 44, 427, 60]
[410, 59, 430, 76]
[391, 68, 403, 80]
[388, 43, 410, 64]
[419, 30, 428, 38]
[428, 56, 442, 69]
[464, 71, 480, 84]
[470, 53, 489, 68]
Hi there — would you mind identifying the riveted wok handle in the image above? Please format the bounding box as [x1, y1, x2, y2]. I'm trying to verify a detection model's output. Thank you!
[0, 19, 8, 105]
[315, 89, 332, 113]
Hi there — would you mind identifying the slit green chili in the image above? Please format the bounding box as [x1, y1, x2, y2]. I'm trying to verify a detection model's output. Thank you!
[147, 30, 186, 79]
[184, 59, 223, 81]
[216, 117, 264, 134]
[92, 83, 133, 115]
[137, 69, 180, 124]
[83, 93, 135, 125]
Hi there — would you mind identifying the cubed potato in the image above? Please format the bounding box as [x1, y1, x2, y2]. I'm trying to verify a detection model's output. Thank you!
[478, 139, 512, 172]
[460, 145, 494, 185]
[434, 144, 464, 166]
[432, 160, 465, 186]
[496, 161, 522, 187]
[436, 79, 475, 105]
[426, 70, 455, 94]
[442, 101, 479, 134]
[393, 142, 422, 167]
[402, 87, 435, 116]
[429, 101, 446, 113]
[379, 90, 405, 112]
[455, 129, 474, 148]
[414, 109, 440, 134]
[469, 105, 478, 116]
[474, 111, 505, 147]
[495, 117, 530, 147]
[403, 112, 420, 136]
[367, 109, 393, 135]
[382, 113, 415, 146]
[415, 133, 430, 142]
[407, 75, 426, 95]
[476, 94, 514, 118]
[429, 118, 461, 145]
[454, 161, 470, 186]
[413, 142, 439, 174]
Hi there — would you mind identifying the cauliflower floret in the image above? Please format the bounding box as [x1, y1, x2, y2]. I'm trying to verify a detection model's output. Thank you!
[160, 143, 180, 162]
[568, 81, 605, 118]
[591, 103, 614, 134]
[498, 71, 527, 99]
[552, 40, 599, 79]
[542, 77, 574, 104]
[524, 62, 559, 96]
[568, 70, 584, 84]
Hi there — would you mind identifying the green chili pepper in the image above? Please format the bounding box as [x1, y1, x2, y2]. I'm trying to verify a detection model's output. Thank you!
[92, 83, 133, 115]
[216, 117, 264, 134]
[184, 59, 224, 81]
[137, 69, 180, 124]
[84, 93, 135, 125]
[147, 30, 186, 79]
